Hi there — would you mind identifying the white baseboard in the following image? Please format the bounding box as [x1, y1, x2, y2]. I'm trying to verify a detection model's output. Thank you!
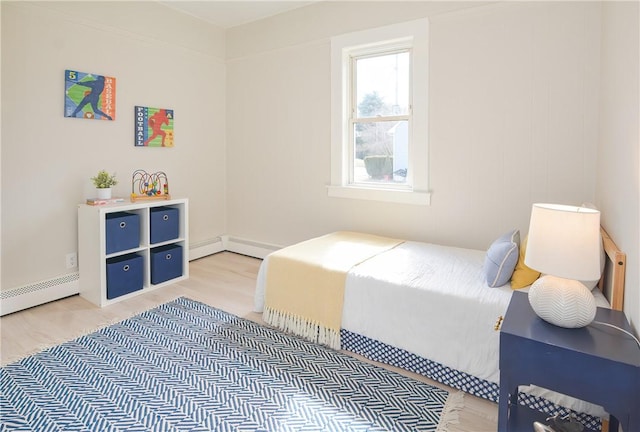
[1, 273, 80, 316]
[190, 235, 281, 259]
[226, 236, 282, 259]
[1, 235, 281, 315]
[189, 236, 227, 260]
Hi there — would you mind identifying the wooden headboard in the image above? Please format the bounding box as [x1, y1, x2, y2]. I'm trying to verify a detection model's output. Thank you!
[598, 227, 626, 311]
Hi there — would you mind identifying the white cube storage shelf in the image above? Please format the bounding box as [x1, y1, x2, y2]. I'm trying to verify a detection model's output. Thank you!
[78, 198, 189, 307]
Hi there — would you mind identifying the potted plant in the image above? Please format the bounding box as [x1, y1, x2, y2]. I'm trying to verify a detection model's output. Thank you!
[91, 170, 118, 199]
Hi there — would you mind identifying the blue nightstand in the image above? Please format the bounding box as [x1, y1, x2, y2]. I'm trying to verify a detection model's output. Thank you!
[498, 291, 640, 432]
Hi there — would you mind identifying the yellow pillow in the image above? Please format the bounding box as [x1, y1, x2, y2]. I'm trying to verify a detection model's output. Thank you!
[511, 236, 541, 289]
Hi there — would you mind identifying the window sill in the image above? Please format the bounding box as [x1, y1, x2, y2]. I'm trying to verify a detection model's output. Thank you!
[326, 185, 431, 205]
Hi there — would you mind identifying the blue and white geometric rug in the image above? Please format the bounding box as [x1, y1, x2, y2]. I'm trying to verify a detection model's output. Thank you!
[0, 297, 462, 431]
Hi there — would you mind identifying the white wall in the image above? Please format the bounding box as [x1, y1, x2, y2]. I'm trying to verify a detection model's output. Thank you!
[226, 1, 602, 249]
[597, 1, 640, 331]
[1, 2, 227, 289]
[2, 1, 638, 330]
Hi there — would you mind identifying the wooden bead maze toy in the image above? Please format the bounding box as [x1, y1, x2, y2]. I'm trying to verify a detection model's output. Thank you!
[131, 170, 171, 202]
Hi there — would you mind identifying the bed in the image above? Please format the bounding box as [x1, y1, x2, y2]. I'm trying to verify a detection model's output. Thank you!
[253, 228, 626, 430]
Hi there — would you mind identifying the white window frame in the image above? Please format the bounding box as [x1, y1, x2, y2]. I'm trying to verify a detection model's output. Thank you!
[328, 18, 431, 205]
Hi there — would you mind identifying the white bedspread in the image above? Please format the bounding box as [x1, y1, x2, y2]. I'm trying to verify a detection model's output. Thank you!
[254, 239, 610, 418]
[256, 241, 511, 383]
[342, 241, 511, 383]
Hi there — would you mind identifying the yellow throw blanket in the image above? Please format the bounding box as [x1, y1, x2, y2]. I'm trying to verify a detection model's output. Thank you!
[264, 231, 404, 349]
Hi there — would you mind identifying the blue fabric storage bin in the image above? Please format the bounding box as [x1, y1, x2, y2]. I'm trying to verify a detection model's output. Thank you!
[150, 206, 179, 244]
[106, 253, 143, 299]
[150, 244, 183, 284]
[105, 212, 140, 254]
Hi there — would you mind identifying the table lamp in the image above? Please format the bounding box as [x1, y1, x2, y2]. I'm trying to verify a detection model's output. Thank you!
[524, 203, 601, 328]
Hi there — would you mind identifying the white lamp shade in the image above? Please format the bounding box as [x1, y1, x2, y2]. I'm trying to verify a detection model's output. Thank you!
[524, 203, 601, 281]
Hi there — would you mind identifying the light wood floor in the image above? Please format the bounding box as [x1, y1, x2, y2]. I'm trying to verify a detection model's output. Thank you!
[0, 252, 498, 431]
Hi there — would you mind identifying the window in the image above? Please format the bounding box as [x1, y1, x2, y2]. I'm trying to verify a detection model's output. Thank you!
[352, 49, 410, 186]
[329, 19, 430, 205]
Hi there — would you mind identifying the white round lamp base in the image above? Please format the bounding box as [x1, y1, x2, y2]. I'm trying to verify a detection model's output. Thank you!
[527, 275, 596, 328]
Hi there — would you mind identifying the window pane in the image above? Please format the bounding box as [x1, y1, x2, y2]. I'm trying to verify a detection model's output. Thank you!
[356, 51, 409, 118]
[353, 120, 408, 184]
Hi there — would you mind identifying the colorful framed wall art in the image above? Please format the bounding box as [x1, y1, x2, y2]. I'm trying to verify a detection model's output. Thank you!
[64, 70, 116, 120]
[134, 106, 174, 147]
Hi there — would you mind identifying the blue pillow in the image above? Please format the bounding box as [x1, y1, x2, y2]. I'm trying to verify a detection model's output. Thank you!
[484, 229, 520, 287]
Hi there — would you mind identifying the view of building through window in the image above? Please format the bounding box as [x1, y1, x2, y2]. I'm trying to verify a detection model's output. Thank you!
[352, 50, 410, 185]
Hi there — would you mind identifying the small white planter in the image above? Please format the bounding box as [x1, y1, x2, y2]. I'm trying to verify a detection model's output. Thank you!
[96, 188, 112, 199]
